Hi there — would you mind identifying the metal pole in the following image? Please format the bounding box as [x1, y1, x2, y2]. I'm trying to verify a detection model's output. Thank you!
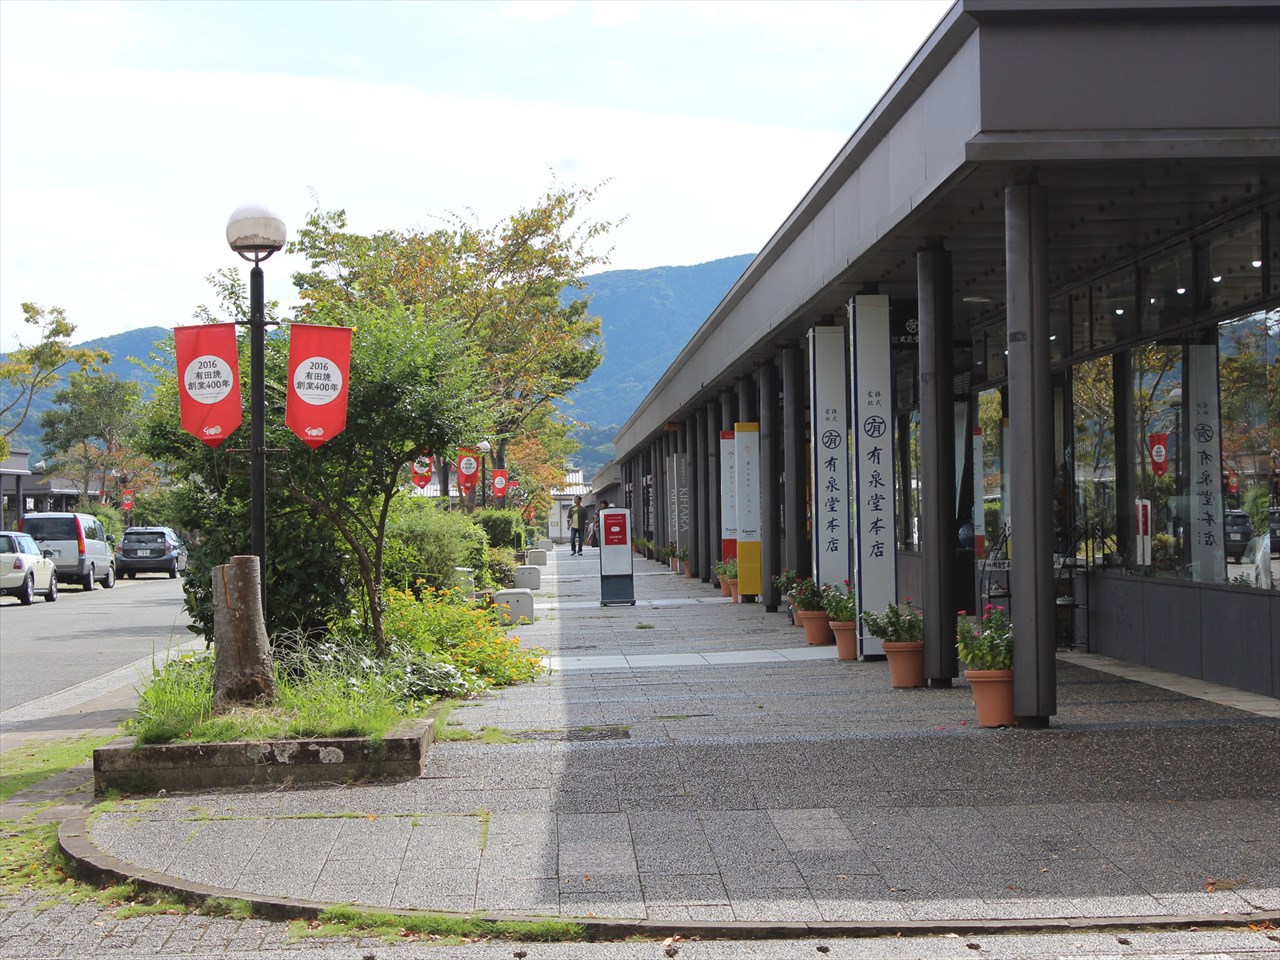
[249, 262, 267, 599]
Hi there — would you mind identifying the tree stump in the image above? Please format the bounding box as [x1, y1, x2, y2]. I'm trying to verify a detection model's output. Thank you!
[212, 555, 276, 709]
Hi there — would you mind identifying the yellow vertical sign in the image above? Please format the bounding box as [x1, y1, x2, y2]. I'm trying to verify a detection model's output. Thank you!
[734, 422, 762, 596]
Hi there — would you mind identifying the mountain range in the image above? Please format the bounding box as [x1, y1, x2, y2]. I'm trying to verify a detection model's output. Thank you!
[3, 254, 755, 475]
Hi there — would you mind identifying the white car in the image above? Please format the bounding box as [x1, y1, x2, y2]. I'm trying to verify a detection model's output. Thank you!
[0, 530, 59, 604]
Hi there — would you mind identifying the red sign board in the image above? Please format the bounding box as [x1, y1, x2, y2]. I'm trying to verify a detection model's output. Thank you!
[456, 449, 479, 494]
[1149, 433, 1169, 478]
[602, 511, 628, 546]
[121, 489, 135, 510]
[175, 323, 242, 447]
[411, 452, 432, 489]
[491, 469, 508, 496]
[286, 324, 353, 448]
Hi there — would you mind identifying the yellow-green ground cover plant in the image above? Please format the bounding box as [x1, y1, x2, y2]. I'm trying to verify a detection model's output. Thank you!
[129, 585, 545, 745]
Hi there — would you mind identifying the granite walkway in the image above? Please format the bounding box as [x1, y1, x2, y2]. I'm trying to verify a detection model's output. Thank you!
[69, 548, 1280, 931]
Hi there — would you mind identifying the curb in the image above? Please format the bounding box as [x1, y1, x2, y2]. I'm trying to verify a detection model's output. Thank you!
[57, 812, 1280, 941]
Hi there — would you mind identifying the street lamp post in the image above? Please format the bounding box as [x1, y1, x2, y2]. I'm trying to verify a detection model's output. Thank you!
[226, 204, 286, 592]
[477, 440, 492, 508]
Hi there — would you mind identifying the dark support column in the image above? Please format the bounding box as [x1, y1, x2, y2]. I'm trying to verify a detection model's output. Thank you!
[918, 245, 959, 686]
[758, 361, 782, 610]
[780, 344, 809, 578]
[1005, 180, 1056, 726]
[687, 414, 700, 577]
[737, 374, 756, 423]
[720, 391, 737, 435]
[705, 399, 721, 580]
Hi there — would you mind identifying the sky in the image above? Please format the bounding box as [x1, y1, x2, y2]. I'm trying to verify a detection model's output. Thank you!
[0, 0, 953, 351]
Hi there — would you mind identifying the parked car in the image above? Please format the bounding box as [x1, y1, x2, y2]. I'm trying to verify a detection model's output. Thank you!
[115, 527, 188, 579]
[1223, 509, 1253, 562]
[0, 530, 58, 604]
[17, 512, 115, 590]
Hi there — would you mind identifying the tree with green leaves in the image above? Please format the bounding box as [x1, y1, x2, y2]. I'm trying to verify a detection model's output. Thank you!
[40, 369, 144, 501]
[289, 183, 612, 500]
[0, 303, 108, 460]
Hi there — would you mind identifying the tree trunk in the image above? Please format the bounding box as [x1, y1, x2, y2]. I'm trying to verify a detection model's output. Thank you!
[212, 555, 276, 709]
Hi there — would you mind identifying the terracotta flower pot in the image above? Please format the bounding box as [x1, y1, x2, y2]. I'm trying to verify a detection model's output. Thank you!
[830, 620, 858, 659]
[719, 578, 733, 598]
[882, 640, 925, 688]
[726, 577, 740, 602]
[790, 603, 802, 627]
[965, 668, 1017, 728]
[795, 608, 833, 645]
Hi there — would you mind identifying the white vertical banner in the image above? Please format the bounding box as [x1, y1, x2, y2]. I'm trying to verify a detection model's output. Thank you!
[734, 423, 762, 596]
[1187, 345, 1226, 582]
[666, 454, 677, 551]
[674, 453, 690, 553]
[808, 324, 853, 590]
[851, 295, 898, 658]
[720, 431, 737, 557]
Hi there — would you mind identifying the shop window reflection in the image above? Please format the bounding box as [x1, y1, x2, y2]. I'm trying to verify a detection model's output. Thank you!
[1197, 216, 1263, 315]
[1140, 245, 1194, 334]
[1092, 266, 1137, 350]
[1072, 355, 1118, 565]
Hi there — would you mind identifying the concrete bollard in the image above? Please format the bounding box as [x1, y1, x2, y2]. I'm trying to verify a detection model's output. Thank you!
[536, 539, 553, 553]
[514, 565, 541, 590]
[527, 548, 547, 566]
[493, 588, 535, 625]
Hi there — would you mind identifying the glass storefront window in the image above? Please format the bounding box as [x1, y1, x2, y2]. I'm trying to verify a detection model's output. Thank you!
[1072, 355, 1117, 564]
[976, 387, 1006, 552]
[896, 410, 921, 550]
[1197, 216, 1263, 315]
[1140, 244, 1194, 334]
[1049, 294, 1069, 364]
[1071, 287, 1091, 355]
[1092, 266, 1137, 350]
[1269, 205, 1280, 299]
[1130, 344, 1185, 576]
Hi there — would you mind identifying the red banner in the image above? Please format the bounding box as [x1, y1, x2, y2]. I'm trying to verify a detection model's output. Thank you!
[175, 323, 242, 447]
[491, 469, 508, 498]
[456, 449, 479, 494]
[1149, 432, 1169, 478]
[507, 479, 519, 491]
[122, 489, 135, 510]
[411, 452, 433, 489]
[286, 324, 353, 448]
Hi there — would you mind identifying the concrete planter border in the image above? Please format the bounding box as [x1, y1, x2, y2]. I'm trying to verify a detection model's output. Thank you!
[92, 719, 433, 795]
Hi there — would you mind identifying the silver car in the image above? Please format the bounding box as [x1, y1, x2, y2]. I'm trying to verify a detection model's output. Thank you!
[18, 512, 116, 590]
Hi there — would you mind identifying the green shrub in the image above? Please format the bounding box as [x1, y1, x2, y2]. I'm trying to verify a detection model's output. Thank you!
[383, 587, 545, 688]
[487, 546, 517, 587]
[475, 509, 524, 550]
[1243, 485, 1270, 536]
[384, 496, 489, 592]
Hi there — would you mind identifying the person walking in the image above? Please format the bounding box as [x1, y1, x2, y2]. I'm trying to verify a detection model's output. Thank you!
[568, 495, 587, 555]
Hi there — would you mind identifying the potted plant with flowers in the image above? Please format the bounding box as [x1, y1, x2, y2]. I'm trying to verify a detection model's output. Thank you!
[790, 577, 832, 645]
[721, 557, 740, 601]
[861, 596, 925, 688]
[771, 568, 800, 624]
[821, 581, 859, 659]
[956, 604, 1015, 727]
[713, 559, 733, 597]
[675, 544, 692, 576]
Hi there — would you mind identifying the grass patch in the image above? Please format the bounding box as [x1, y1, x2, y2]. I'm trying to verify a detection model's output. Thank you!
[635, 623, 655, 630]
[289, 904, 584, 945]
[0, 735, 118, 804]
[128, 656, 424, 746]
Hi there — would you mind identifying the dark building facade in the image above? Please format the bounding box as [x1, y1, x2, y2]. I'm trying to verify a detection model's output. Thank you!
[610, 0, 1280, 713]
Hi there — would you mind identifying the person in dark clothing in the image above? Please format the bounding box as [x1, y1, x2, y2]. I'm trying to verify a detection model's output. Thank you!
[567, 496, 587, 555]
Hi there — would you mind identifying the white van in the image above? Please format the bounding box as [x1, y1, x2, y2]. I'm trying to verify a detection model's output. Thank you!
[18, 512, 116, 590]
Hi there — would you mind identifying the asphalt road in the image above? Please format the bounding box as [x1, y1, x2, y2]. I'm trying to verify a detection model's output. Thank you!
[0, 573, 196, 715]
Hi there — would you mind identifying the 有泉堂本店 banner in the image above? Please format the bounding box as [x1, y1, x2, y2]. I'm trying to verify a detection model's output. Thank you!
[286, 324, 353, 448]
[175, 323, 242, 447]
